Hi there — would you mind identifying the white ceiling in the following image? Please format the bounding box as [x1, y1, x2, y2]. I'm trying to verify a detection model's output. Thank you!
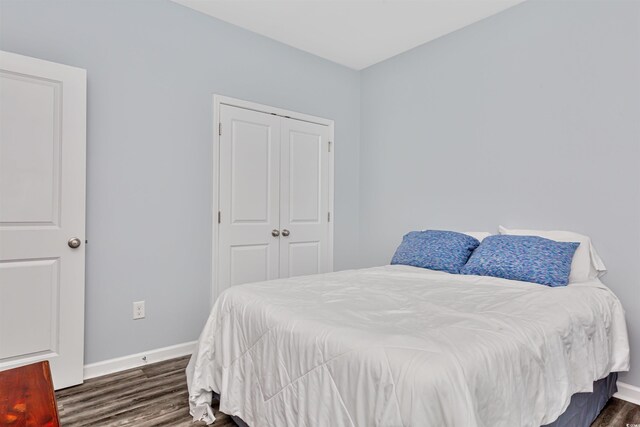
[172, 0, 525, 70]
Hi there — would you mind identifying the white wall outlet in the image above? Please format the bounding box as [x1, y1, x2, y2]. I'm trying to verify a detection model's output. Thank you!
[133, 301, 145, 320]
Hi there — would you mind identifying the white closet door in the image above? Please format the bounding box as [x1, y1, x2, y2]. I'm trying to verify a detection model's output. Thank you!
[279, 118, 330, 278]
[218, 105, 281, 294]
[0, 51, 86, 389]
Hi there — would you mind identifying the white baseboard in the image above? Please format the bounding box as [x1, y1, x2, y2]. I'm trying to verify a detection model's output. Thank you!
[83, 341, 197, 380]
[615, 381, 640, 406]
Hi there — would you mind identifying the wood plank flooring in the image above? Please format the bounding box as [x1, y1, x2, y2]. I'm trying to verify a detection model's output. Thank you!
[592, 397, 640, 427]
[55, 356, 230, 426]
[55, 356, 640, 426]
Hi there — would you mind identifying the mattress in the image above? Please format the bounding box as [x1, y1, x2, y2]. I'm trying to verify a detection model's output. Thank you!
[187, 265, 630, 426]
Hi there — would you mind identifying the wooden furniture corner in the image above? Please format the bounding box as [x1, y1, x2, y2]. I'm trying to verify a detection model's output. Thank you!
[0, 361, 60, 427]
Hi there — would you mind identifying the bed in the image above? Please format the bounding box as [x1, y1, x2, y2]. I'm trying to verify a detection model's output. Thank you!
[186, 265, 630, 426]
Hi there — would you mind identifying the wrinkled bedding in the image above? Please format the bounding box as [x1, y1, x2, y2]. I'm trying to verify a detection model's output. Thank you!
[187, 265, 630, 426]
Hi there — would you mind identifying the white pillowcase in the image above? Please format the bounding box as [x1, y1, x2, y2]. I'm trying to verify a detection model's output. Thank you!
[498, 226, 606, 283]
[463, 231, 492, 242]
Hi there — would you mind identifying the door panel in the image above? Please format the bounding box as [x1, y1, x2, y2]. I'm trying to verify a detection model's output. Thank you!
[0, 259, 59, 359]
[287, 241, 320, 278]
[231, 121, 272, 223]
[0, 74, 60, 225]
[289, 131, 321, 223]
[230, 244, 270, 286]
[218, 105, 280, 294]
[0, 51, 86, 389]
[279, 119, 329, 278]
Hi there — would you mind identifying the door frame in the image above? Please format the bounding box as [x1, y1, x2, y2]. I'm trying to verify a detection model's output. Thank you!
[211, 95, 335, 306]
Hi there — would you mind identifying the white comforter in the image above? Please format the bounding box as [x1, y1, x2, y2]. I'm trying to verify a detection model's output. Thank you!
[187, 265, 630, 427]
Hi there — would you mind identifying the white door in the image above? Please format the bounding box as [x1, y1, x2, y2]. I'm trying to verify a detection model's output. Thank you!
[279, 118, 330, 278]
[0, 51, 86, 389]
[217, 102, 332, 295]
[218, 105, 281, 294]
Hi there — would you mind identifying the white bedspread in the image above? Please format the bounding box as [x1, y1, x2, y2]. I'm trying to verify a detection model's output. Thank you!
[187, 265, 630, 427]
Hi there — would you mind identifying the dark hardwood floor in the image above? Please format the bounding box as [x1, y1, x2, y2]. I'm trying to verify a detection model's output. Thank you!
[55, 356, 640, 426]
[592, 397, 640, 427]
[56, 356, 230, 426]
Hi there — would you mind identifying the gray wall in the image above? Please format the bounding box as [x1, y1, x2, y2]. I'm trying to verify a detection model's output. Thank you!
[360, 0, 640, 386]
[0, 0, 361, 364]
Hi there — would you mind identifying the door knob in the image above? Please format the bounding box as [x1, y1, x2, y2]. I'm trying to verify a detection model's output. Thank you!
[271, 229, 280, 237]
[282, 229, 290, 237]
[68, 237, 82, 249]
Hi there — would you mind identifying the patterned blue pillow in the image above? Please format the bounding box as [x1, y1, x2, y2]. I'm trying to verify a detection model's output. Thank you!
[391, 230, 480, 274]
[460, 235, 579, 287]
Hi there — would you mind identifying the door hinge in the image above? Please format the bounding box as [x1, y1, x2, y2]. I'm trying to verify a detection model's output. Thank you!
[218, 122, 222, 136]
[218, 211, 221, 224]
[328, 212, 331, 222]
[328, 141, 332, 152]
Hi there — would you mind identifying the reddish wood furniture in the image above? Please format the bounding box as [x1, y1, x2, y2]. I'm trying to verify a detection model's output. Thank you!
[0, 361, 60, 427]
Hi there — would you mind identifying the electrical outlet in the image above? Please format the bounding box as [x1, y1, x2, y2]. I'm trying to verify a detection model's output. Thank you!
[133, 301, 145, 320]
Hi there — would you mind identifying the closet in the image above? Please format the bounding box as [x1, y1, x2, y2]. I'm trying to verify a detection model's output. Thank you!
[216, 100, 333, 297]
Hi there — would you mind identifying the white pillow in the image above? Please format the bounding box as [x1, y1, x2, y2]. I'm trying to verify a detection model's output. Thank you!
[498, 226, 606, 283]
[463, 231, 492, 242]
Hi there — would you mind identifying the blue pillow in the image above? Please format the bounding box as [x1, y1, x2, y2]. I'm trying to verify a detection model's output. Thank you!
[391, 230, 480, 274]
[460, 235, 579, 287]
